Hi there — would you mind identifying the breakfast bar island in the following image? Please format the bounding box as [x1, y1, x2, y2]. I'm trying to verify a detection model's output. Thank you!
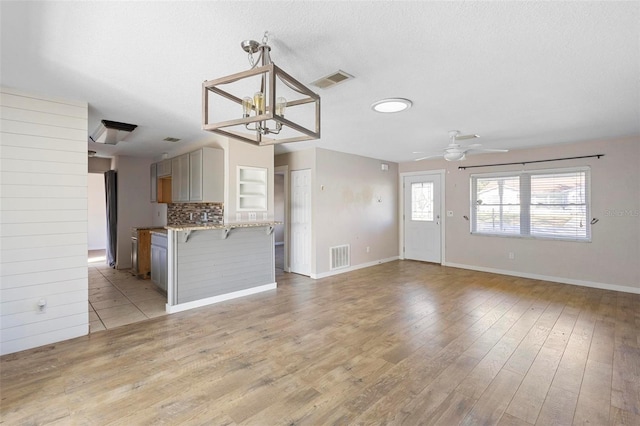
[164, 222, 279, 313]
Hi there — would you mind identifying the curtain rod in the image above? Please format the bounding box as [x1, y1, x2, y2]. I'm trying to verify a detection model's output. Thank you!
[458, 154, 604, 170]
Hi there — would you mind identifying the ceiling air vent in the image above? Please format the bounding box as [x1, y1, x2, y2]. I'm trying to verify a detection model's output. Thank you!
[163, 137, 181, 142]
[310, 70, 354, 89]
[89, 120, 137, 145]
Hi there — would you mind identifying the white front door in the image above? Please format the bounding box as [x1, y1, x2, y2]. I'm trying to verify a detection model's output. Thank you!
[290, 169, 311, 276]
[403, 173, 442, 263]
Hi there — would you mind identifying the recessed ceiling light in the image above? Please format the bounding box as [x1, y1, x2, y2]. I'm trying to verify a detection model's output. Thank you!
[371, 98, 412, 113]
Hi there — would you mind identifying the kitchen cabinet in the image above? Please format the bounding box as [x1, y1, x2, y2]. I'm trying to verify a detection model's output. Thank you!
[131, 228, 152, 279]
[171, 154, 190, 202]
[150, 232, 168, 291]
[157, 176, 172, 203]
[150, 163, 157, 202]
[151, 160, 172, 203]
[189, 149, 203, 201]
[157, 159, 172, 177]
[189, 147, 224, 203]
[156, 147, 223, 204]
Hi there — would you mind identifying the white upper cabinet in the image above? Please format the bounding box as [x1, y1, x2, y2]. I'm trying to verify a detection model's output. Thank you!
[150, 163, 157, 202]
[156, 159, 172, 177]
[172, 154, 190, 202]
[189, 147, 224, 203]
[163, 147, 223, 204]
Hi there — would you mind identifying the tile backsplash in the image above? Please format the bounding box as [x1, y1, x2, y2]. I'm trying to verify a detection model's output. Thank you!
[167, 203, 223, 226]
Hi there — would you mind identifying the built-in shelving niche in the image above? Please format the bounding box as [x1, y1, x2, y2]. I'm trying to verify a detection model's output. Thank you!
[237, 166, 267, 211]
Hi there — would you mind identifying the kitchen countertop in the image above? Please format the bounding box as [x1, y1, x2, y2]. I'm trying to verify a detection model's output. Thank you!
[165, 221, 282, 231]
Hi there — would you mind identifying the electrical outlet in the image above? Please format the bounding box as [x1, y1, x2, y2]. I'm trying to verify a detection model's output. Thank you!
[366, 246, 370, 253]
[508, 252, 515, 260]
[248, 212, 257, 221]
[262, 212, 268, 221]
[236, 213, 242, 222]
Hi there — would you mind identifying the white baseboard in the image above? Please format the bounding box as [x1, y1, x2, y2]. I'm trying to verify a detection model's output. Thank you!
[165, 283, 277, 314]
[311, 256, 399, 280]
[443, 262, 640, 295]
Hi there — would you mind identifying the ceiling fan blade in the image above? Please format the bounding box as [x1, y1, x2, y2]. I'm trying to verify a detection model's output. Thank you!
[466, 143, 483, 148]
[467, 148, 509, 153]
[456, 134, 479, 140]
[414, 155, 442, 161]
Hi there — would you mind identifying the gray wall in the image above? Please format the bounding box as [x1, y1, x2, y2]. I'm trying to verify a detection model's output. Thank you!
[113, 155, 156, 269]
[88, 173, 107, 250]
[399, 136, 640, 292]
[315, 149, 399, 274]
[276, 148, 399, 277]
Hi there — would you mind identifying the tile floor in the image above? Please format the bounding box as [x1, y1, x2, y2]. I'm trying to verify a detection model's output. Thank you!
[87, 245, 284, 333]
[88, 250, 167, 333]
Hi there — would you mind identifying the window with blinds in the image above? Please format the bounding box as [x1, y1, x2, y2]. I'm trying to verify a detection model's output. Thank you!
[471, 167, 591, 241]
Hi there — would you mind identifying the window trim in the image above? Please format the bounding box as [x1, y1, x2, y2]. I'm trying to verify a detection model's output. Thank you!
[470, 166, 591, 242]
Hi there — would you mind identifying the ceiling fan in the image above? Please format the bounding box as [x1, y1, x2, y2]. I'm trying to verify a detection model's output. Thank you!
[414, 130, 509, 161]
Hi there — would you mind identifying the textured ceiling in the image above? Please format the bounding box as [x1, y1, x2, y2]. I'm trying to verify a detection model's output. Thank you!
[1, 1, 638, 163]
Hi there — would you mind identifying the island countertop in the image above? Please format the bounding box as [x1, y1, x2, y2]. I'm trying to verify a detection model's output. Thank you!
[165, 221, 282, 231]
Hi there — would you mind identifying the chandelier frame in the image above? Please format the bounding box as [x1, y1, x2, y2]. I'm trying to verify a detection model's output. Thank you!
[202, 44, 321, 146]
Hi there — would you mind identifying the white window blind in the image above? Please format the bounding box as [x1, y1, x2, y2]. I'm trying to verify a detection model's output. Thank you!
[471, 167, 590, 241]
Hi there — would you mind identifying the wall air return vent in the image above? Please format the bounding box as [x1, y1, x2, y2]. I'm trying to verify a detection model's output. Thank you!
[330, 244, 350, 270]
[311, 70, 354, 89]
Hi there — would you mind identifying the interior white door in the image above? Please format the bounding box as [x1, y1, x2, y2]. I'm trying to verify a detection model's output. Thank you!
[290, 169, 311, 276]
[403, 173, 442, 263]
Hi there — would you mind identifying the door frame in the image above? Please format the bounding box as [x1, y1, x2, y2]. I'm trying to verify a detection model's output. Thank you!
[399, 169, 446, 264]
[274, 165, 289, 272]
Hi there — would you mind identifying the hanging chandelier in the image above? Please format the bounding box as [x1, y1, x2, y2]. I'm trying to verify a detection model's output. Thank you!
[202, 32, 321, 146]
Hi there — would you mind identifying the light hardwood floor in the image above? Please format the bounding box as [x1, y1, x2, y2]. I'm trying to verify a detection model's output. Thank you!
[1, 261, 639, 425]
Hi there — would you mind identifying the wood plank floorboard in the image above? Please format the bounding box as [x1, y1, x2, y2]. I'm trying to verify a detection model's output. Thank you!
[1, 260, 639, 425]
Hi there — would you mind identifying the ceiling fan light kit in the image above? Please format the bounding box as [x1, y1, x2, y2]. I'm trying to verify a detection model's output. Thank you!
[371, 98, 412, 113]
[202, 31, 321, 146]
[444, 151, 466, 162]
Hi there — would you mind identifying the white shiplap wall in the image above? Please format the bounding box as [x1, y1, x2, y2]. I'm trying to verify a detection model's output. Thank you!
[0, 87, 88, 356]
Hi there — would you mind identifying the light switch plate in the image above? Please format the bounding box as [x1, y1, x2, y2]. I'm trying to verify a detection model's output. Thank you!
[248, 212, 257, 221]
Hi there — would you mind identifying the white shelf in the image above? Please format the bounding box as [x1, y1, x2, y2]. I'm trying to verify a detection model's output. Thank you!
[237, 166, 267, 211]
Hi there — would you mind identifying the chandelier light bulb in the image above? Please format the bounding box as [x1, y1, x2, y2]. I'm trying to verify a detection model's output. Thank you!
[275, 97, 287, 116]
[242, 96, 253, 117]
[253, 92, 265, 115]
